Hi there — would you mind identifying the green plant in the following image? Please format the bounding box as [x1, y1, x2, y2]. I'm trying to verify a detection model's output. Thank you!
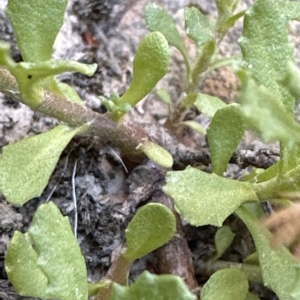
[2, 0, 300, 299]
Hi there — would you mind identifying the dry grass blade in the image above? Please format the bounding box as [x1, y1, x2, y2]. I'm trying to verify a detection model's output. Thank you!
[263, 203, 300, 257]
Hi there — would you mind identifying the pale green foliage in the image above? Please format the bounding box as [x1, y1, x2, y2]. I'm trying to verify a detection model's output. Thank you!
[110, 271, 197, 300]
[163, 166, 258, 227]
[193, 93, 226, 118]
[124, 203, 176, 261]
[4, 232, 48, 297]
[184, 7, 213, 47]
[238, 71, 300, 146]
[245, 293, 260, 300]
[207, 104, 245, 175]
[3, 0, 96, 107]
[137, 141, 173, 169]
[0, 125, 83, 205]
[213, 225, 235, 260]
[236, 206, 297, 300]
[201, 268, 249, 300]
[156, 88, 171, 104]
[104, 32, 170, 120]
[145, 4, 189, 68]
[239, 0, 295, 113]
[6, 0, 68, 62]
[290, 265, 300, 299]
[181, 121, 207, 135]
[5, 202, 88, 300]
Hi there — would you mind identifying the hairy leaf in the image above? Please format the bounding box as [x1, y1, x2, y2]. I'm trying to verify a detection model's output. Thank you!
[184, 7, 213, 47]
[5, 232, 48, 297]
[194, 93, 226, 118]
[110, 271, 196, 300]
[213, 225, 235, 260]
[138, 141, 173, 168]
[0, 125, 83, 204]
[236, 206, 297, 300]
[239, 0, 295, 113]
[201, 268, 248, 300]
[124, 203, 176, 261]
[5, 0, 68, 62]
[207, 104, 245, 175]
[291, 265, 300, 300]
[145, 4, 188, 65]
[116, 32, 170, 114]
[5, 202, 87, 300]
[238, 73, 300, 145]
[163, 166, 258, 227]
[191, 40, 216, 84]
[215, 0, 242, 41]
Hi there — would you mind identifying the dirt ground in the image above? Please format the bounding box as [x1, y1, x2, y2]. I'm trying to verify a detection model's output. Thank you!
[1, 0, 299, 299]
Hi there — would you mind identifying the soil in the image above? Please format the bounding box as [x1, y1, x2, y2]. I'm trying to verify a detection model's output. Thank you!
[0, 0, 299, 299]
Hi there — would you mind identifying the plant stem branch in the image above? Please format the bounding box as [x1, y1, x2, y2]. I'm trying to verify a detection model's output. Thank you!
[0, 67, 149, 158]
[194, 259, 263, 283]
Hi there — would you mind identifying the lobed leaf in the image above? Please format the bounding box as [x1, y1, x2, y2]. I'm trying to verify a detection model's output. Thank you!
[0, 125, 83, 205]
[5, 0, 68, 62]
[201, 268, 249, 300]
[124, 203, 176, 261]
[207, 104, 245, 175]
[5, 202, 88, 300]
[236, 206, 297, 300]
[163, 166, 258, 227]
[110, 271, 197, 300]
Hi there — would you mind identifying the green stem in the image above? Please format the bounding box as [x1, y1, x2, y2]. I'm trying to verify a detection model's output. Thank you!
[194, 259, 263, 283]
[0, 67, 148, 158]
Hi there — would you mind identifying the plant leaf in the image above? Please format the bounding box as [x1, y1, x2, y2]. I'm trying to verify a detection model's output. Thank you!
[213, 225, 235, 260]
[115, 32, 170, 116]
[238, 72, 300, 145]
[163, 166, 258, 227]
[236, 205, 297, 300]
[194, 93, 226, 118]
[156, 88, 171, 104]
[5, 202, 88, 300]
[184, 7, 213, 47]
[207, 104, 245, 175]
[181, 121, 207, 135]
[245, 292, 260, 300]
[238, 0, 295, 113]
[145, 4, 188, 65]
[5, 232, 48, 297]
[201, 268, 249, 300]
[124, 203, 176, 261]
[5, 0, 68, 62]
[137, 141, 173, 168]
[191, 40, 216, 84]
[290, 264, 300, 300]
[110, 271, 197, 300]
[0, 125, 84, 205]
